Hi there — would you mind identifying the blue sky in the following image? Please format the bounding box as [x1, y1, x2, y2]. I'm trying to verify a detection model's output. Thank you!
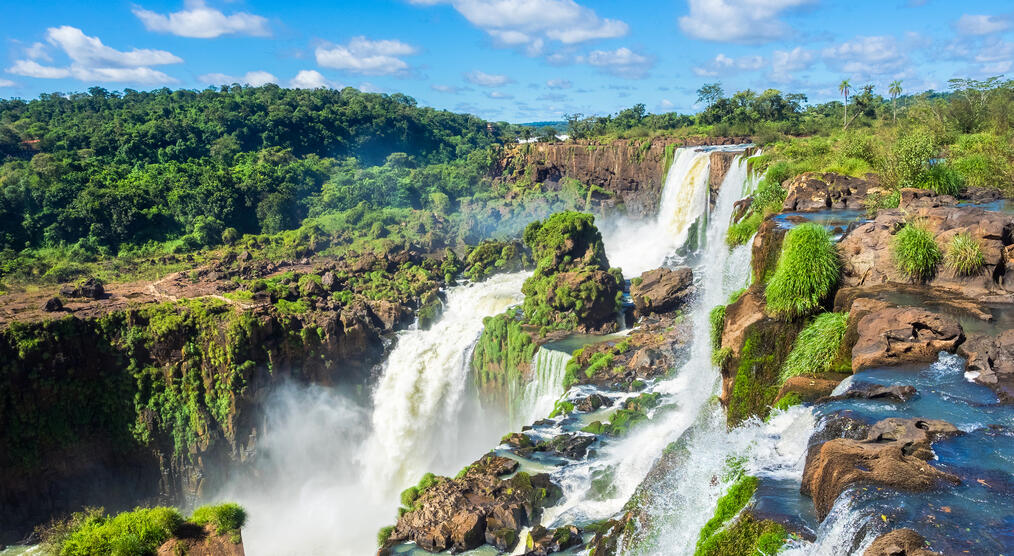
[2, 0, 1013, 122]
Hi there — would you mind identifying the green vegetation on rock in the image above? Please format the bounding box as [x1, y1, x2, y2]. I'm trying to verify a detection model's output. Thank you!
[693, 474, 787, 556]
[765, 223, 840, 318]
[945, 232, 985, 276]
[893, 223, 942, 281]
[780, 312, 850, 382]
[190, 503, 247, 542]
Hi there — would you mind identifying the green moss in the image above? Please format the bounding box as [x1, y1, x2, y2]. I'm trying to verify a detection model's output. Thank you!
[377, 525, 395, 546]
[945, 232, 985, 276]
[726, 211, 763, 248]
[772, 392, 803, 411]
[190, 503, 246, 538]
[712, 347, 733, 367]
[780, 312, 849, 382]
[274, 298, 309, 315]
[695, 475, 758, 552]
[709, 305, 726, 352]
[765, 223, 840, 318]
[693, 474, 787, 556]
[893, 223, 942, 281]
[471, 308, 537, 408]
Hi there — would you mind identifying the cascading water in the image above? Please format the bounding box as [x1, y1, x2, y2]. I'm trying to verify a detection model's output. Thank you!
[543, 151, 759, 528]
[221, 272, 527, 555]
[512, 347, 571, 431]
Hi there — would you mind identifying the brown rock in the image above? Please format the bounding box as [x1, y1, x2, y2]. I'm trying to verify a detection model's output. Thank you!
[320, 271, 339, 291]
[525, 524, 582, 556]
[42, 297, 63, 312]
[775, 376, 843, 404]
[819, 383, 917, 404]
[864, 528, 941, 556]
[157, 524, 245, 556]
[630, 267, 694, 317]
[958, 329, 1014, 402]
[802, 418, 961, 520]
[851, 307, 964, 370]
[782, 172, 880, 212]
[709, 151, 739, 206]
[77, 278, 104, 299]
[751, 218, 787, 284]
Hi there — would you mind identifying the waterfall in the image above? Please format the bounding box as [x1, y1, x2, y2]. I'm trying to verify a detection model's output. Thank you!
[601, 145, 749, 277]
[544, 152, 758, 528]
[364, 271, 527, 490]
[513, 347, 571, 430]
[222, 272, 527, 556]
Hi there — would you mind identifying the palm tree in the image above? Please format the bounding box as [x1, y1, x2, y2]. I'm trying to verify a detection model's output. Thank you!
[839, 79, 852, 128]
[889, 80, 903, 123]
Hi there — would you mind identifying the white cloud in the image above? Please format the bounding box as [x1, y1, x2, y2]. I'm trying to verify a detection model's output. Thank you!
[537, 92, 567, 101]
[290, 70, 335, 89]
[199, 70, 278, 86]
[486, 90, 514, 99]
[47, 26, 181, 67]
[315, 37, 418, 75]
[431, 84, 469, 93]
[0, 79, 16, 87]
[770, 46, 814, 82]
[410, 0, 628, 56]
[585, 47, 652, 78]
[357, 82, 386, 93]
[679, 0, 814, 44]
[659, 98, 675, 109]
[955, 14, 1011, 36]
[6, 28, 180, 84]
[822, 35, 907, 77]
[465, 69, 514, 86]
[26, 42, 51, 62]
[691, 52, 766, 77]
[546, 78, 572, 89]
[134, 0, 270, 39]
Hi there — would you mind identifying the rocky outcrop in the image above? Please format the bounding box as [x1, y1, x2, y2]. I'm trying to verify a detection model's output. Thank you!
[156, 524, 245, 556]
[849, 302, 964, 370]
[385, 454, 562, 554]
[751, 218, 787, 283]
[524, 524, 582, 555]
[774, 376, 845, 405]
[837, 204, 1014, 300]
[959, 329, 1014, 402]
[709, 151, 742, 206]
[492, 138, 750, 219]
[630, 266, 694, 317]
[864, 529, 941, 556]
[782, 172, 882, 212]
[819, 383, 917, 403]
[802, 418, 961, 520]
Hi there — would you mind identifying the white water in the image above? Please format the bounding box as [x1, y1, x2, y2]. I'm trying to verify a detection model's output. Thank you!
[225, 272, 527, 555]
[544, 152, 759, 528]
[601, 145, 748, 277]
[513, 347, 571, 430]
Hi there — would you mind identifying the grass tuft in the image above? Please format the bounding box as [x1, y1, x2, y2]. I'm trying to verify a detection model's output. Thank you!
[779, 312, 849, 382]
[893, 223, 941, 281]
[765, 223, 840, 318]
[945, 232, 985, 276]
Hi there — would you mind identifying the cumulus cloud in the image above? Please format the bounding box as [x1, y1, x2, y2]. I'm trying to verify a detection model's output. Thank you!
[133, 0, 270, 38]
[822, 35, 907, 77]
[410, 0, 627, 55]
[691, 53, 766, 76]
[199, 70, 278, 86]
[25, 42, 51, 62]
[6, 26, 180, 84]
[955, 14, 1011, 36]
[486, 90, 514, 99]
[679, 0, 814, 44]
[546, 78, 572, 89]
[585, 47, 653, 78]
[770, 46, 815, 82]
[316, 37, 418, 75]
[289, 70, 336, 89]
[431, 84, 470, 93]
[465, 69, 514, 86]
[0, 79, 16, 87]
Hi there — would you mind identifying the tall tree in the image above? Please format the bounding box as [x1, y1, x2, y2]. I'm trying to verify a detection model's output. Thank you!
[696, 83, 724, 108]
[839, 79, 852, 128]
[889, 80, 903, 123]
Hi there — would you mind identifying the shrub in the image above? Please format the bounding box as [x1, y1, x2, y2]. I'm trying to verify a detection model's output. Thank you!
[726, 211, 762, 247]
[59, 507, 184, 556]
[945, 232, 985, 276]
[893, 224, 941, 281]
[863, 188, 900, 217]
[377, 526, 395, 546]
[765, 223, 840, 318]
[709, 305, 726, 351]
[190, 503, 246, 536]
[917, 164, 962, 196]
[779, 312, 849, 382]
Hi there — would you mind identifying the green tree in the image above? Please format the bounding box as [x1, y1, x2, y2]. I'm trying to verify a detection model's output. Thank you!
[839, 79, 852, 128]
[889, 80, 903, 123]
[697, 83, 724, 108]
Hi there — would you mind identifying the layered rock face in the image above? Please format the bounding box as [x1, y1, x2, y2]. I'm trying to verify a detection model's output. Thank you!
[630, 266, 694, 318]
[492, 137, 751, 218]
[781, 172, 883, 212]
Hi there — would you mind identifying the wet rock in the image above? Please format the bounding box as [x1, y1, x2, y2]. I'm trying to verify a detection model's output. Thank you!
[751, 218, 787, 284]
[367, 300, 409, 332]
[959, 330, 1014, 402]
[864, 528, 942, 556]
[575, 393, 611, 412]
[42, 297, 63, 312]
[709, 151, 739, 206]
[775, 376, 843, 404]
[819, 383, 917, 403]
[963, 186, 1002, 205]
[782, 172, 880, 212]
[851, 306, 964, 371]
[536, 433, 595, 459]
[524, 524, 582, 556]
[630, 266, 694, 317]
[387, 454, 561, 553]
[802, 417, 961, 520]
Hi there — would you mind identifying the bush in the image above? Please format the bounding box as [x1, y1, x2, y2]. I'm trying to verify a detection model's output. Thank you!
[60, 507, 184, 556]
[190, 503, 246, 536]
[945, 232, 985, 276]
[377, 525, 395, 546]
[765, 223, 840, 318]
[893, 224, 941, 281]
[709, 305, 726, 351]
[726, 211, 762, 247]
[779, 312, 849, 382]
[917, 164, 962, 196]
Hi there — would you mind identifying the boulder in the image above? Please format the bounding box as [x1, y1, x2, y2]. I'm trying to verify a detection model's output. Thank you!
[782, 172, 880, 212]
[536, 433, 595, 459]
[631, 267, 694, 317]
[801, 418, 961, 520]
[819, 383, 917, 403]
[42, 297, 63, 312]
[367, 300, 409, 332]
[864, 528, 942, 556]
[850, 306, 963, 371]
[575, 393, 611, 412]
[775, 376, 843, 404]
[545, 269, 622, 332]
[320, 271, 339, 291]
[524, 524, 582, 556]
[958, 329, 1014, 402]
